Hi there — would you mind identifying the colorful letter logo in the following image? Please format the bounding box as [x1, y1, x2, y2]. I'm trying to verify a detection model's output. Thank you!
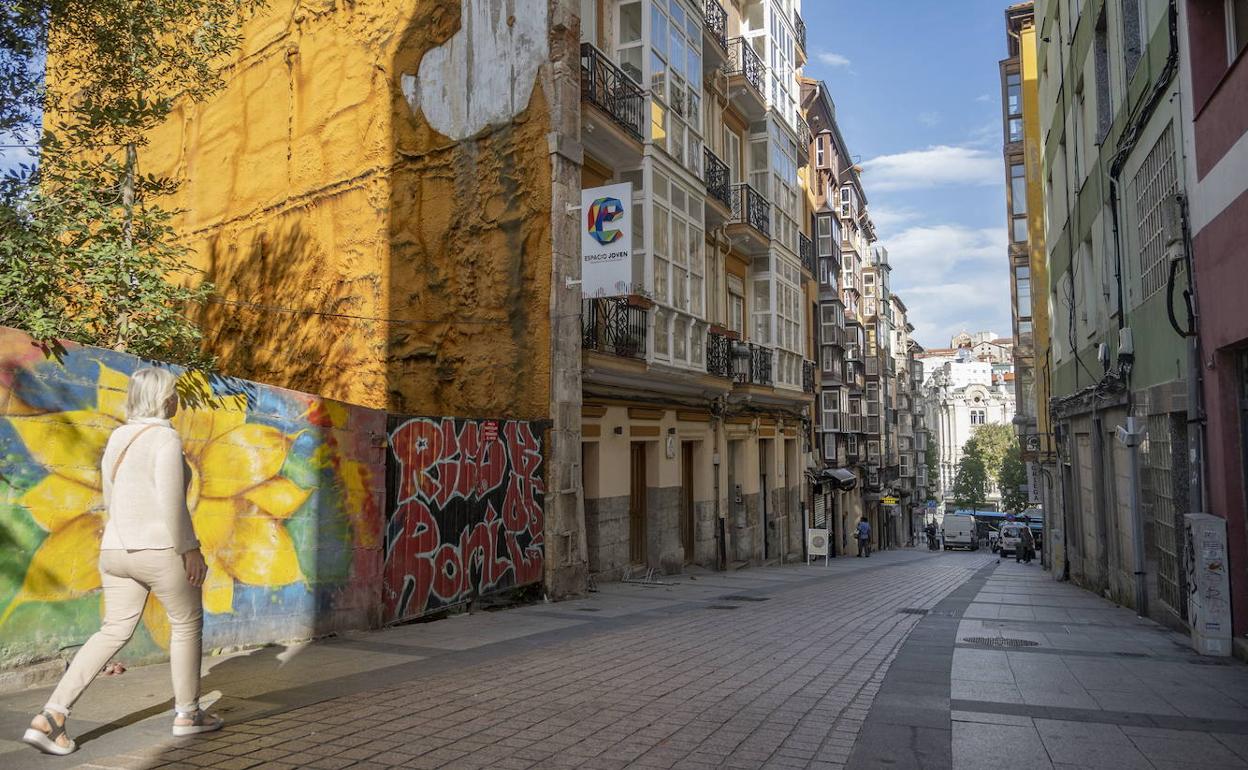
[587, 197, 626, 246]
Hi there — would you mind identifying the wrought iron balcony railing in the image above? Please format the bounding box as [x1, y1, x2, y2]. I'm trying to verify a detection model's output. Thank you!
[580, 43, 644, 141]
[794, 10, 807, 53]
[703, 0, 728, 50]
[706, 329, 732, 378]
[799, 233, 814, 274]
[730, 183, 770, 237]
[802, 360, 816, 394]
[731, 341, 773, 386]
[797, 116, 813, 158]
[703, 147, 731, 209]
[725, 37, 765, 95]
[583, 297, 647, 359]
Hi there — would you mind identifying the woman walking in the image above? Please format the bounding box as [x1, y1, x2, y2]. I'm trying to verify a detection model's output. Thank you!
[22, 367, 223, 755]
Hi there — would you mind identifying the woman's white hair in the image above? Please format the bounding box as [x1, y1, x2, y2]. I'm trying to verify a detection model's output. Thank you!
[125, 367, 179, 420]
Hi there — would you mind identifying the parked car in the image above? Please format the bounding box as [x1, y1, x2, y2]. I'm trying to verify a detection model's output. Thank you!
[999, 523, 1024, 557]
[941, 513, 979, 551]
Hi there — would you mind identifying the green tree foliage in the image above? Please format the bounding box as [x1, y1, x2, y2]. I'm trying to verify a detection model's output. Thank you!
[998, 441, 1029, 514]
[970, 422, 1016, 482]
[0, 1, 263, 365]
[951, 449, 989, 511]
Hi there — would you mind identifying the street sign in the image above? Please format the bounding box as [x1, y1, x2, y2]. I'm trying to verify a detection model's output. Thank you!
[881, 496, 899, 506]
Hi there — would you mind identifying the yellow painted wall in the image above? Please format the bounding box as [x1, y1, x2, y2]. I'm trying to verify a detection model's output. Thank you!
[137, 0, 553, 418]
[1021, 22, 1051, 450]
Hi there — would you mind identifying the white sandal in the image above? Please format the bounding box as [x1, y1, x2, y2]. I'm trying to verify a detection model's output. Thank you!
[22, 710, 76, 755]
[172, 708, 224, 737]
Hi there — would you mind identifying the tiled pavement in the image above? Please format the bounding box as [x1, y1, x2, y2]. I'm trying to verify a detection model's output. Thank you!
[3, 549, 1246, 769]
[855, 557, 1248, 769]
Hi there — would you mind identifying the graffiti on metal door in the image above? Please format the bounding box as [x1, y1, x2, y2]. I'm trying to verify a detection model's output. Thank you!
[384, 416, 546, 622]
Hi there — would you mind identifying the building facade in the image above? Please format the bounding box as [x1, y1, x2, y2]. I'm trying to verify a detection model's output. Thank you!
[578, 0, 819, 577]
[921, 359, 1017, 512]
[1035, 0, 1197, 628]
[1176, 0, 1248, 652]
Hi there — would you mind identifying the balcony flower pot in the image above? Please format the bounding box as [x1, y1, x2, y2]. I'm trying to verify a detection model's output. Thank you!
[626, 294, 654, 310]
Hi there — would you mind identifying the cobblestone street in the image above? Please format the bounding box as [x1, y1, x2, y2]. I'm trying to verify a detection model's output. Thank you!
[3, 549, 1247, 769]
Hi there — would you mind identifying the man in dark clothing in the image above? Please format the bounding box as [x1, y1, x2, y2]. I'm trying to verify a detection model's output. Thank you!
[856, 517, 872, 557]
[1017, 526, 1035, 564]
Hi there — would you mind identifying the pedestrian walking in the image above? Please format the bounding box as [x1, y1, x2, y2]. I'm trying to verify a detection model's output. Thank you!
[1017, 525, 1035, 564]
[22, 368, 222, 756]
[856, 516, 872, 558]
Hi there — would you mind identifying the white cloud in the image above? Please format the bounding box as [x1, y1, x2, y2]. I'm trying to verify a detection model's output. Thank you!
[918, 111, 941, 127]
[975, 93, 993, 103]
[860, 145, 1003, 191]
[880, 224, 1011, 347]
[814, 51, 852, 68]
[868, 205, 921, 233]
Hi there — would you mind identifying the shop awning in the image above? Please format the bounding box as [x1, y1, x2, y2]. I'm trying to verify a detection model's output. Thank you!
[812, 467, 857, 491]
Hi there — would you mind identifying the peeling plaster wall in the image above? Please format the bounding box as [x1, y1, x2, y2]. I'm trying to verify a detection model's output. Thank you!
[142, 0, 555, 420]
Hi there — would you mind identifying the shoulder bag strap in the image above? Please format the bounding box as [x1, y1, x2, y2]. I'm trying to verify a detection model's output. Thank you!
[109, 424, 159, 485]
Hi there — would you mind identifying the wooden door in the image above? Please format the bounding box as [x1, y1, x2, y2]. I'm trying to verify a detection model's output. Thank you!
[681, 443, 695, 563]
[629, 443, 647, 565]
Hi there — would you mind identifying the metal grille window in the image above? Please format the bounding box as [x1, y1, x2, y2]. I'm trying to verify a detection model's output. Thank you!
[1134, 123, 1178, 301]
[1143, 413, 1186, 617]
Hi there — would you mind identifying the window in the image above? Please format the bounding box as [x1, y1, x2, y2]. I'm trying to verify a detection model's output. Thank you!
[1093, 10, 1112, 143]
[1123, 0, 1144, 78]
[823, 433, 837, 460]
[1230, 0, 1248, 62]
[816, 135, 826, 167]
[821, 389, 840, 431]
[1133, 123, 1177, 301]
[579, 0, 597, 46]
[816, 214, 834, 256]
[970, 408, 986, 425]
[1006, 72, 1021, 116]
[649, 0, 702, 174]
[1008, 117, 1023, 144]
[846, 434, 858, 456]
[1015, 265, 1032, 311]
[617, 2, 642, 82]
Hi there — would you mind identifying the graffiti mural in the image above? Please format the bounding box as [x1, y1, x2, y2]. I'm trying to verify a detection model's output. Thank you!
[384, 416, 546, 622]
[0, 328, 385, 670]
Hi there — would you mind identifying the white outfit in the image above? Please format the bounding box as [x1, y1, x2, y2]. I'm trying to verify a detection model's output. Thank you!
[100, 418, 199, 554]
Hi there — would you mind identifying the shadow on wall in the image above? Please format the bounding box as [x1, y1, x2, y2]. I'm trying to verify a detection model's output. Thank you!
[383, 0, 554, 419]
[0, 327, 386, 671]
[198, 223, 381, 408]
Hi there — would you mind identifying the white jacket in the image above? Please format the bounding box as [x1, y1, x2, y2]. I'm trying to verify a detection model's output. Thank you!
[99, 418, 200, 554]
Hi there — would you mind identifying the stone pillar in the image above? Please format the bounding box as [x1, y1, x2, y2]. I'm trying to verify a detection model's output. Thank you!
[542, 0, 588, 599]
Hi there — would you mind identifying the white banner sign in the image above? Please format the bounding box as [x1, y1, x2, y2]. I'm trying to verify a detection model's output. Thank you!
[1026, 462, 1042, 504]
[581, 182, 633, 298]
[807, 528, 829, 565]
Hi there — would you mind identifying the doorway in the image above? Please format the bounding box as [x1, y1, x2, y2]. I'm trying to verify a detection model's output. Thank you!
[681, 442, 696, 564]
[760, 439, 773, 560]
[629, 442, 647, 566]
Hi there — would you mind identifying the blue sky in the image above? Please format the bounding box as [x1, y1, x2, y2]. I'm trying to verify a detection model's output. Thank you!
[803, 0, 1013, 349]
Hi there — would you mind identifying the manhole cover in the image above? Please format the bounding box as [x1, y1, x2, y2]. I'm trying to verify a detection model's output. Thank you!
[962, 637, 1040, 648]
[707, 604, 740, 610]
[720, 595, 770, 602]
[899, 608, 928, 615]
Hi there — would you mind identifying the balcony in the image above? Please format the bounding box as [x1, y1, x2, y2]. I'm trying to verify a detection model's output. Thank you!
[583, 297, 647, 360]
[799, 232, 815, 275]
[797, 117, 813, 163]
[703, 0, 728, 51]
[725, 37, 767, 119]
[729, 182, 770, 240]
[794, 10, 807, 57]
[731, 341, 774, 387]
[703, 147, 732, 215]
[580, 43, 644, 142]
[802, 360, 816, 394]
[706, 329, 732, 379]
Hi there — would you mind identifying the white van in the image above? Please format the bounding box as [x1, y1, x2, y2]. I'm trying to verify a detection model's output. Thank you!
[941, 514, 978, 550]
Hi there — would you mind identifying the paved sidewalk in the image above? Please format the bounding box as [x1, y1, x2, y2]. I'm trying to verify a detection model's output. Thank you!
[1, 548, 982, 769]
[854, 557, 1248, 769]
